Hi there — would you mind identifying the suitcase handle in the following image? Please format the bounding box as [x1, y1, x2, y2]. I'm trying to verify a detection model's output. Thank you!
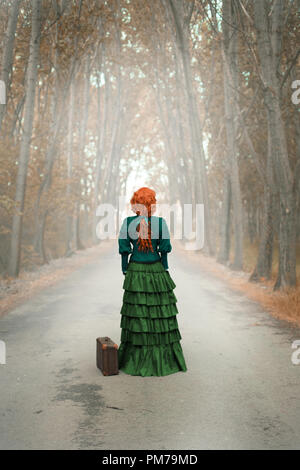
[102, 343, 118, 350]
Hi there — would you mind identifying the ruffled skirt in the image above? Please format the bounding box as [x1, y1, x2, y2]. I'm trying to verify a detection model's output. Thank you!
[117, 260, 188, 376]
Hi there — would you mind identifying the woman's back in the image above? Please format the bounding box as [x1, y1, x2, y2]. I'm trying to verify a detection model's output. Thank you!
[118, 215, 172, 270]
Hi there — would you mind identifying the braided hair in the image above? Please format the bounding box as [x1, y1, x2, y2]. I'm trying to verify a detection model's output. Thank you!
[130, 187, 156, 252]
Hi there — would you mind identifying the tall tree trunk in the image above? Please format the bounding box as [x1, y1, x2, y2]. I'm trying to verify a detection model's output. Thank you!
[0, 0, 21, 133]
[97, 49, 112, 207]
[254, 0, 297, 290]
[65, 78, 75, 256]
[8, 0, 41, 277]
[103, 0, 123, 206]
[92, 28, 105, 245]
[221, 0, 243, 269]
[249, 121, 275, 281]
[217, 174, 231, 264]
[74, 56, 91, 249]
[81, 55, 91, 243]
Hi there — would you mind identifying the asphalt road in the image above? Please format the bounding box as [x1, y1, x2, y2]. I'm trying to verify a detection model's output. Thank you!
[1, 242, 300, 450]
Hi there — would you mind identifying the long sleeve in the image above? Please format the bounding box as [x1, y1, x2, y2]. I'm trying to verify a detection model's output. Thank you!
[118, 218, 132, 273]
[158, 217, 172, 270]
[160, 252, 169, 270]
[121, 254, 129, 274]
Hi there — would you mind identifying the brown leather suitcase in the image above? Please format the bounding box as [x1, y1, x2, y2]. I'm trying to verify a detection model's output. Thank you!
[96, 336, 119, 376]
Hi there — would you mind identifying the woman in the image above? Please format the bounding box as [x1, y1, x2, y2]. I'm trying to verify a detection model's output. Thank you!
[117, 187, 187, 376]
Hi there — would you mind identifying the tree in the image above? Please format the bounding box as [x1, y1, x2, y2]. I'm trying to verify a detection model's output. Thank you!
[0, 0, 21, 132]
[219, 0, 243, 269]
[253, 0, 297, 290]
[8, 0, 42, 277]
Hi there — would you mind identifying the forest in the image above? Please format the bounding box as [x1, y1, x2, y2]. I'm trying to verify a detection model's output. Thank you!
[0, 0, 299, 297]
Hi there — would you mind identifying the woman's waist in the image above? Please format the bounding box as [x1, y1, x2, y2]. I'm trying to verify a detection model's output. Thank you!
[129, 252, 161, 263]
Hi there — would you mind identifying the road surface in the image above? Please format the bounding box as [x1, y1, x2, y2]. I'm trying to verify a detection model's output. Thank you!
[0, 241, 300, 450]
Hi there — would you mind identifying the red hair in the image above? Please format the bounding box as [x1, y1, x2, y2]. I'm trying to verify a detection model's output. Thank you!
[130, 187, 156, 252]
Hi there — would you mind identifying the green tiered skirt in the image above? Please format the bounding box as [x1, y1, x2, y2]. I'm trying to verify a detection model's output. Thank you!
[117, 260, 188, 376]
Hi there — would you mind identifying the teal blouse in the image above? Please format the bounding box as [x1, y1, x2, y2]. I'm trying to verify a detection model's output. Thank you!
[118, 215, 172, 273]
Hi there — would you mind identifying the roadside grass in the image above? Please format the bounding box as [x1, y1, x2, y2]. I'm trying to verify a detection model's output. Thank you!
[241, 237, 300, 326]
